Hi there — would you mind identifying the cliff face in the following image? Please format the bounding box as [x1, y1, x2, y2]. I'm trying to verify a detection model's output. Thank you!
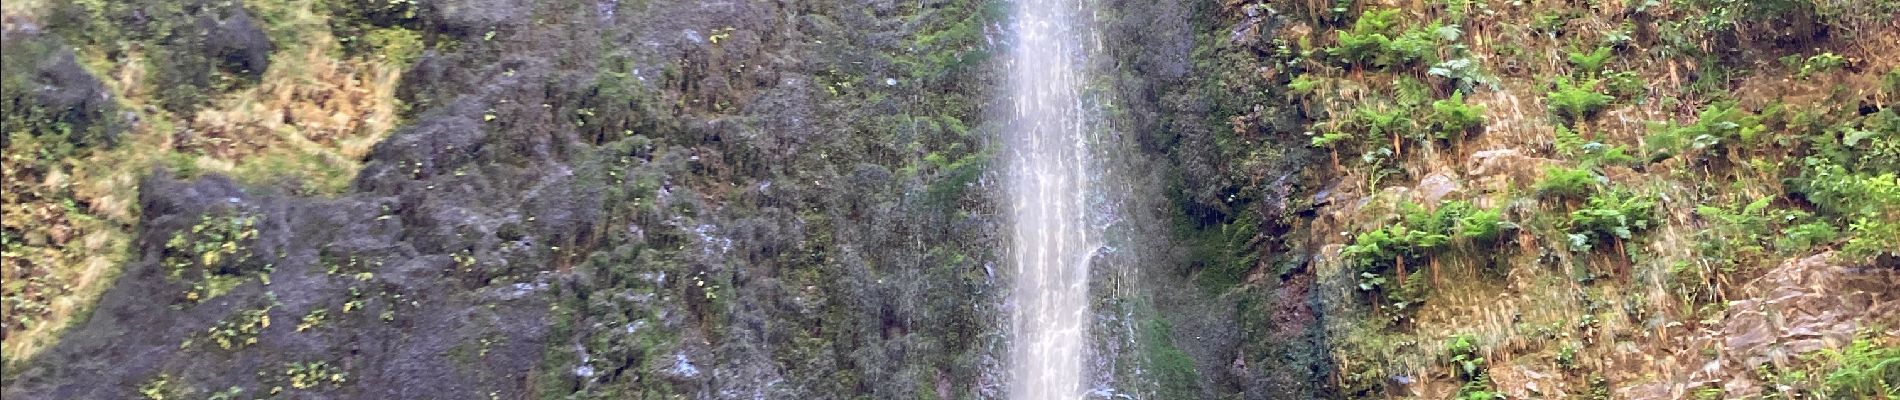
[6, 0, 1015, 398]
[3, 0, 1897, 399]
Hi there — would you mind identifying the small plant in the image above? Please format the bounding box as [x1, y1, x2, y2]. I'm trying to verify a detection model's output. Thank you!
[1328, 9, 1449, 69]
[1430, 92, 1486, 139]
[1778, 221, 1839, 251]
[1547, 77, 1614, 124]
[1535, 166, 1600, 201]
[139, 374, 178, 400]
[1456, 207, 1513, 247]
[1818, 335, 1900, 397]
[1445, 333, 1497, 399]
[204, 303, 274, 350]
[1798, 52, 1848, 79]
[1568, 190, 1658, 252]
[164, 213, 260, 280]
[297, 308, 329, 332]
[1668, 102, 1766, 158]
[283, 361, 347, 390]
[1430, 57, 1499, 91]
[1556, 343, 1581, 369]
[1567, 46, 1614, 76]
[1798, 163, 1900, 262]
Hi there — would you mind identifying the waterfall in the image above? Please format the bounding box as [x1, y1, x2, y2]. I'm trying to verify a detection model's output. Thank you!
[1006, 0, 1097, 398]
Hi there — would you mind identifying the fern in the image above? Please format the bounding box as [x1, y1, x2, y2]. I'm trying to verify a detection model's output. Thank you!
[1547, 77, 1614, 124]
[1535, 166, 1601, 201]
[1430, 92, 1486, 139]
[1820, 336, 1900, 398]
[1568, 191, 1658, 251]
[1566, 46, 1614, 75]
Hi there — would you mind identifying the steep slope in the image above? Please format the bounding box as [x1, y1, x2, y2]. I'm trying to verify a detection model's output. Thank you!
[6, 0, 1015, 398]
[1212, 0, 1900, 397]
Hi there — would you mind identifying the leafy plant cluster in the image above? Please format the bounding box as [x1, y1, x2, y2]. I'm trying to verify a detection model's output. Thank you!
[163, 213, 263, 303]
[283, 360, 348, 390]
[1343, 200, 1514, 310]
[1327, 8, 1459, 70]
[1787, 108, 1900, 263]
[1308, 76, 1486, 182]
[199, 303, 274, 351]
[1547, 77, 1615, 124]
[1818, 336, 1900, 398]
[1445, 334, 1498, 399]
[1693, 196, 1837, 270]
[1643, 101, 1767, 163]
[1566, 190, 1657, 253]
[163, 214, 260, 279]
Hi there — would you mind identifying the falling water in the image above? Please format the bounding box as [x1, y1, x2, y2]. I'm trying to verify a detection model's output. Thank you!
[1006, 0, 1096, 398]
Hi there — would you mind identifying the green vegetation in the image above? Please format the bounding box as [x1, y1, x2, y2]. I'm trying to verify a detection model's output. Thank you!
[1534, 166, 1599, 201]
[1429, 92, 1485, 139]
[1344, 200, 1513, 312]
[1547, 77, 1614, 124]
[163, 213, 261, 303]
[201, 303, 274, 350]
[283, 361, 347, 390]
[1566, 190, 1656, 253]
[1566, 46, 1614, 76]
[1329, 8, 1454, 69]
[1141, 318, 1203, 398]
[1445, 334, 1497, 399]
[1818, 336, 1900, 398]
[138, 374, 180, 400]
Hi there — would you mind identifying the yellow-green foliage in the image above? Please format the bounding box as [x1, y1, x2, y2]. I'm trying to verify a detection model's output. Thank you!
[283, 361, 347, 390]
[204, 304, 272, 350]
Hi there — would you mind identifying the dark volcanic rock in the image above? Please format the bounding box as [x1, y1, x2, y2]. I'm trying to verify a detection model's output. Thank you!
[206, 9, 273, 78]
[1, 24, 122, 147]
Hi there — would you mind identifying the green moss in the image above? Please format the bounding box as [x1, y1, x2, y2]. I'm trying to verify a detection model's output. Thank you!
[1140, 317, 1202, 399]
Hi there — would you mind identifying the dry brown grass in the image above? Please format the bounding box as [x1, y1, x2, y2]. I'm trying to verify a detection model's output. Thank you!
[1, 0, 407, 365]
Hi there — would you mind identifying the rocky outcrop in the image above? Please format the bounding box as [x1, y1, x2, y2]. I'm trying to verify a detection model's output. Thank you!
[1630, 253, 1900, 399]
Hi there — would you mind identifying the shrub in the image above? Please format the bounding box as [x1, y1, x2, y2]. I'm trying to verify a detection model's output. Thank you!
[1547, 77, 1613, 124]
[1430, 57, 1500, 92]
[1344, 201, 1512, 296]
[1798, 163, 1900, 262]
[1356, 106, 1414, 141]
[1677, 102, 1765, 155]
[1456, 207, 1513, 246]
[1445, 334, 1497, 399]
[1331, 9, 1403, 66]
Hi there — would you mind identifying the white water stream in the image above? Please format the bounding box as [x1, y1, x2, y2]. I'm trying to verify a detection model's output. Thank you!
[1006, 0, 1097, 398]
